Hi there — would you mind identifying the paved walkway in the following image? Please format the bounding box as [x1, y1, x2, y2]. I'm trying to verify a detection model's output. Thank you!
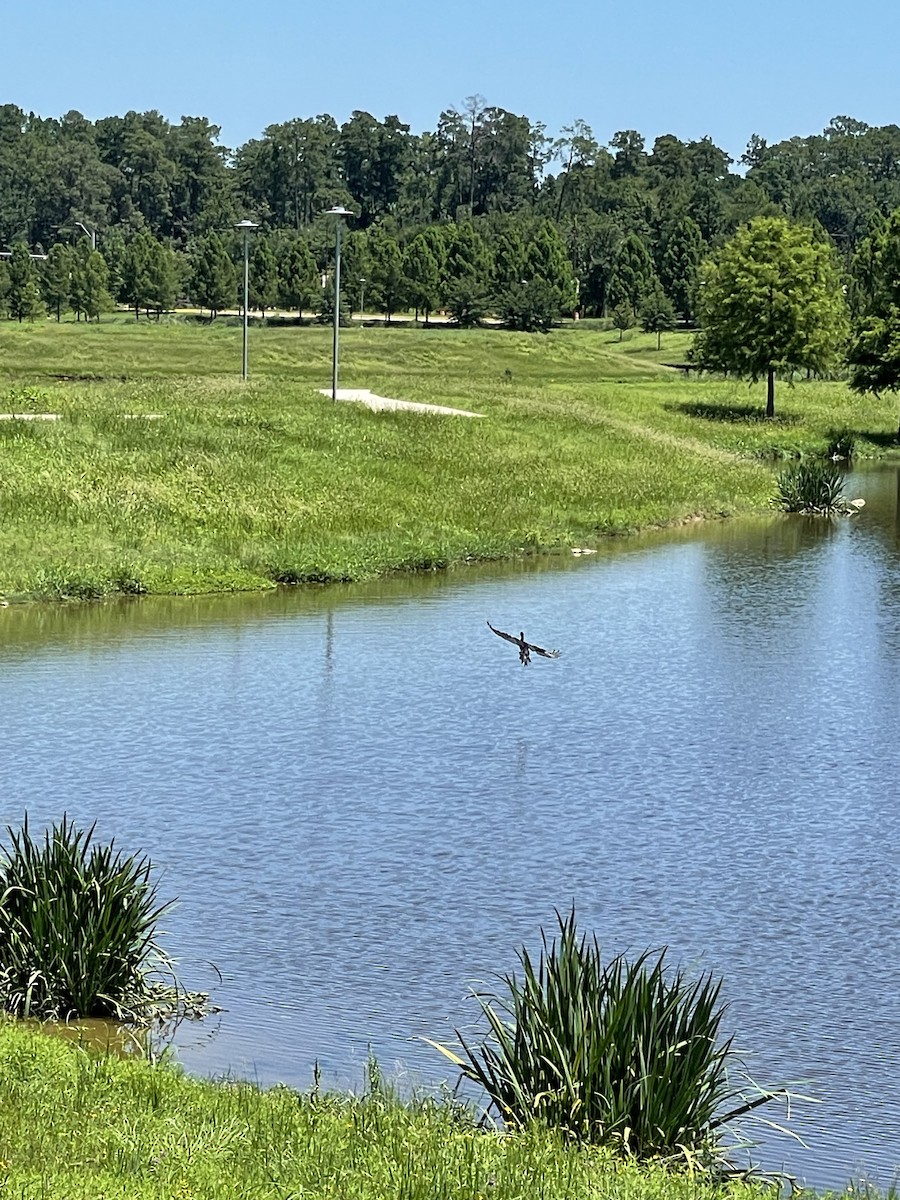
[318, 388, 482, 417]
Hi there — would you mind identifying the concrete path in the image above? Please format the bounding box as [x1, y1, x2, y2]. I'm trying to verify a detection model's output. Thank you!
[319, 388, 482, 417]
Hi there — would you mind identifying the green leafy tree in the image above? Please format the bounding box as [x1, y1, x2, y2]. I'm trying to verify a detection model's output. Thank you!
[41, 242, 74, 320]
[190, 232, 236, 319]
[848, 209, 900, 434]
[404, 231, 441, 321]
[694, 217, 849, 417]
[278, 234, 319, 317]
[7, 244, 45, 321]
[146, 240, 180, 316]
[498, 278, 561, 333]
[524, 220, 577, 316]
[71, 242, 110, 321]
[639, 280, 677, 348]
[442, 221, 492, 326]
[119, 231, 156, 319]
[250, 235, 278, 315]
[612, 302, 635, 341]
[366, 226, 408, 321]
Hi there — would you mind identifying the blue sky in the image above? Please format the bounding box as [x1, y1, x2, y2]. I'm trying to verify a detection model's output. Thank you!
[6, 0, 899, 163]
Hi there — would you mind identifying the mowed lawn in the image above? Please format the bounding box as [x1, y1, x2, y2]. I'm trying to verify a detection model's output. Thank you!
[0, 318, 894, 600]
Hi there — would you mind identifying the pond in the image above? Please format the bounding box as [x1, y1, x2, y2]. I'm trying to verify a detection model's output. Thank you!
[1, 466, 899, 1191]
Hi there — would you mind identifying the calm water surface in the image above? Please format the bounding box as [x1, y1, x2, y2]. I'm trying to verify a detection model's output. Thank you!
[2, 467, 900, 1190]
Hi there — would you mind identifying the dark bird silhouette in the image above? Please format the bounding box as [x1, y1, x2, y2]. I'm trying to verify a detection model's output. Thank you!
[487, 621, 561, 666]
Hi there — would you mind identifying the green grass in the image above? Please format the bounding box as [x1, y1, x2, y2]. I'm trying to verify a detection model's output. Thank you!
[0, 1020, 797, 1200]
[0, 319, 895, 600]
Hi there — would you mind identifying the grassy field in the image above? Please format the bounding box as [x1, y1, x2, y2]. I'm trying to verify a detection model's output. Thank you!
[0, 317, 895, 601]
[0, 1021, 807, 1200]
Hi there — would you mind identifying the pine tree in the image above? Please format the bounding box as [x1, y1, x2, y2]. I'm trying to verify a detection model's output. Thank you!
[278, 235, 319, 317]
[7, 244, 45, 322]
[639, 280, 677, 349]
[42, 243, 75, 321]
[367, 226, 408, 321]
[608, 234, 656, 317]
[403, 232, 441, 321]
[250, 235, 279, 315]
[119, 232, 156, 319]
[71, 242, 111, 321]
[660, 217, 705, 323]
[190, 233, 237, 320]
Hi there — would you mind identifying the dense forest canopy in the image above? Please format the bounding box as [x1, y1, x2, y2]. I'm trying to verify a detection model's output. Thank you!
[1, 99, 900, 327]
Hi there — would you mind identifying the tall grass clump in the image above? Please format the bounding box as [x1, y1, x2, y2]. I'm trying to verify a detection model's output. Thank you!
[0, 816, 186, 1021]
[775, 459, 847, 513]
[432, 909, 785, 1163]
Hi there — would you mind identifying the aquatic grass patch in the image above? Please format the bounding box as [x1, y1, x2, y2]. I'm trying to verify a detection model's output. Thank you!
[775, 459, 848, 513]
[0, 1020, 789, 1200]
[0, 817, 193, 1022]
[431, 910, 787, 1165]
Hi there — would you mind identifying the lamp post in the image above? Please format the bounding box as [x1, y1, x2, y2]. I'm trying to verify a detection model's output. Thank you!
[75, 222, 96, 250]
[235, 219, 258, 381]
[358, 276, 366, 318]
[324, 206, 353, 400]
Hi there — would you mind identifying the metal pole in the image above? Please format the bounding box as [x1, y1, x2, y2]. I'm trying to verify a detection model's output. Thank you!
[332, 218, 342, 401]
[359, 277, 365, 317]
[242, 230, 250, 382]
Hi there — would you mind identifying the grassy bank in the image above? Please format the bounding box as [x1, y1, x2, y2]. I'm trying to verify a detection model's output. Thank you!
[0, 320, 894, 600]
[0, 1021, 788, 1200]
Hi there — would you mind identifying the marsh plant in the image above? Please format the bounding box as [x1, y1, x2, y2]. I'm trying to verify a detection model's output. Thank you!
[0, 816, 190, 1022]
[776, 458, 847, 513]
[432, 910, 786, 1163]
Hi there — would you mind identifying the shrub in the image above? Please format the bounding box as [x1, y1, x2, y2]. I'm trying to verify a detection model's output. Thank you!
[775, 459, 846, 513]
[431, 909, 784, 1161]
[0, 816, 180, 1021]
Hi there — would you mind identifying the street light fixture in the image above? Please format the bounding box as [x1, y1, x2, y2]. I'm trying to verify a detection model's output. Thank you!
[235, 219, 259, 381]
[75, 222, 96, 250]
[324, 206, 353, 400]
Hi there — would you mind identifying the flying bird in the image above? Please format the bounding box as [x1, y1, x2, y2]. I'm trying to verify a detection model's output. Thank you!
[487, 621, 561, 666]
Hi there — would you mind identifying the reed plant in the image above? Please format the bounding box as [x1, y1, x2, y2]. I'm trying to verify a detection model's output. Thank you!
[775, 459, 847, 513]
[432, 910, 783, 1163]
[0, 816, 181, 1021]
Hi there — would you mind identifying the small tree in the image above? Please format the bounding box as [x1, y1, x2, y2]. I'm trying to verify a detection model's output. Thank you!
[71, 243, 111, 322]
[639, 282, 677, 349]
[190, 233, 236, 320]
[693, 217, 848, 417]
[367, 226, 408, 322]
[612, 302, 634, 341]
[404, 232, 441, 322]
[42, 243, 74, 321]
[250, 235, 279, 316]
[278, 235, 319, 317]
[7, 245, 44, 322]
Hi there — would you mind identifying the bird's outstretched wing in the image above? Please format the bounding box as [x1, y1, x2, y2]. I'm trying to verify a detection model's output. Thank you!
[486, 621, 519, 646]
[528, 641, 561, 660]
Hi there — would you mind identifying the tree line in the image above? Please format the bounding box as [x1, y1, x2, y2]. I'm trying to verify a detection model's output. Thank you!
[4, 103, 900, 329]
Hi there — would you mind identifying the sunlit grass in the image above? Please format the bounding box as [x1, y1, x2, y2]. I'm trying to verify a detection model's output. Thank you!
[0, 320, 895, 600]
[0, 1021, 794, 1200]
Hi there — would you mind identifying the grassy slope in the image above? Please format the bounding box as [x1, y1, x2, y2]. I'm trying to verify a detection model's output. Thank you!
[0, 319, 894, 600]
[0, 1022, 784, 1200]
